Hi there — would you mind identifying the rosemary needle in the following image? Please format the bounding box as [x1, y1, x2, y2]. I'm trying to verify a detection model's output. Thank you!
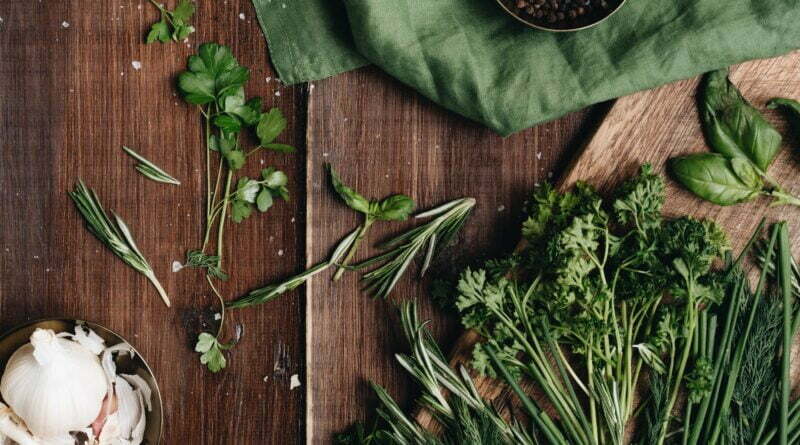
[122, 145, 181, 185]
[69, 180, 171, 306]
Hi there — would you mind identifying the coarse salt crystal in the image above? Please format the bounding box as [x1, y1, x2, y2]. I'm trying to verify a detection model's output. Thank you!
[171, 261, 183, 272]
[239, 12, 245, 20]
[278, 249, 284, 257]
[61, 21, 70, 28]
[290, 374, 301, 390]
[275, 91, 281, 96]
[131, 60, 142, 70]
[497, 205, 506, 212]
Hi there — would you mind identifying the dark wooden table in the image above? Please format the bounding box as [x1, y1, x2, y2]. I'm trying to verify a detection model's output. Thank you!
[0, 1, 605, 443]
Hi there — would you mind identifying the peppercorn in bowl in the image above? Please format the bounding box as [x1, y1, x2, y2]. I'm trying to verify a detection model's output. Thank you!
[497, 0, 626, 31]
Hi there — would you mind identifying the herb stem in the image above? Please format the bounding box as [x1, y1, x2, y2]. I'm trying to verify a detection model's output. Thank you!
[216, 170, 233, 268]
[779, 222, 792, 445]
[206, 274, 226, 339]
[333, 217, 373, 281]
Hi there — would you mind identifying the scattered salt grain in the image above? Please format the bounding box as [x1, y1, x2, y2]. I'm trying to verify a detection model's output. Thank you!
[238, 12, 245, 20]
[536, 152, 542, 160]
[266, 76, 272, 82]
[277, 249, 284, 257]
[33, 255, 39, 260]
[61, 21, 70, 28]
[214, 313, 222, 321]
[497, 205, 506, 212]
[263, 376, 269, 382]
[260, 159, 265, 165]
[322, 152, 329, 157]
[290, 217, 296, 223]
[131, 60, 142, 70]
[274, 91, 281, 96]
[171, 261, 183, 272]
[289, 374, 300, 390]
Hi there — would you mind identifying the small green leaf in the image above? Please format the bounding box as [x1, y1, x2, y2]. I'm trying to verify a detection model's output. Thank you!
[195, 332, 216, 353]
[213, 114, 242, 134]
[669, 153, 761, 205]
[328, 164, 370, 214]
[256, 108, 287, 146]
[208, 135, 220, 152]
[199, 344, 227, 373]
[224, 150, 245, 170]
[262, 169, 288, 188]
[372, 194, 415, 221]
[231, 200, 252, 223]
[172, 23, 195, 41]
[236, 178, 260, 203]
[256, 189, 274, 212]
[146, 21, 171, 44]
[171, 0, 196, 21]
[178, 71, 215, 105]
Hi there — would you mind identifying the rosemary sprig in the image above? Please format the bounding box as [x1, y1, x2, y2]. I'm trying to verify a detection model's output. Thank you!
[354, 197, 475, 298]
[122, 146, 181, 185]
[227, 228, 359, 309]
[69, 180, 170, 306]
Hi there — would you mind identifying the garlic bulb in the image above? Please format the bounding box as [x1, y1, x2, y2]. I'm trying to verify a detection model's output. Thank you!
[0, 329, 107, 439]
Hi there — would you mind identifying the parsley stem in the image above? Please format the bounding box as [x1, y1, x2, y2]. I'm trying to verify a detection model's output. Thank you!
[216, 170, 233, 268]
[206, 275, 226, 339]
[333, 217, 373, 281]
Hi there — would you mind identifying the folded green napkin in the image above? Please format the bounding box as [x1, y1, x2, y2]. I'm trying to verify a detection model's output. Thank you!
[253, 0, 800, 136]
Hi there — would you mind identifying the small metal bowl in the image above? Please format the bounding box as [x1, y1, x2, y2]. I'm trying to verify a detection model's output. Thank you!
[0, 319, 163, 444]
[496, 0, 627, 32]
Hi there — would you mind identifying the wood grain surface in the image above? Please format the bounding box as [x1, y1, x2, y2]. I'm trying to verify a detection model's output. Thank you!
[0, 1, 306, 443]
[0, 1, 603, 443]
[418, 51, 800, 432]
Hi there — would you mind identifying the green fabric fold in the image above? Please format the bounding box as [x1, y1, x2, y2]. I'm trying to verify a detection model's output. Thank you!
[253, 0, 800, 135]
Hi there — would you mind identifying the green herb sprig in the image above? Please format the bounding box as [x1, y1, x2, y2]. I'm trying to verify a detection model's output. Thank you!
[122, 146, 180, 185]
[226, 228, 359, 309]
[146, 0, 195, 43]
[670, 69, 800, 207]
[328, 164, 415, 281]
[69, 181, 170, 307]
[354, 197, 475, 298]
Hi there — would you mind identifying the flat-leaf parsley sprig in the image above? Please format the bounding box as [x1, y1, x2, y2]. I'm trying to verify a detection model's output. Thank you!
[69, 180, 170, 306]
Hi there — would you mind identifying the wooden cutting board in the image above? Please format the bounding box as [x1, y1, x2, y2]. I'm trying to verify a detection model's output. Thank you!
[416, 50, 800, 428]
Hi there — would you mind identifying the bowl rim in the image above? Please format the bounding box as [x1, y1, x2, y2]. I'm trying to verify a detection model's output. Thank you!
[0, 318, 164, 444]
[495, 0, 628, 32]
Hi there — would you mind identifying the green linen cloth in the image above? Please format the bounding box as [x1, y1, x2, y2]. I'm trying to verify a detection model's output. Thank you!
[253, 0, 800, 136]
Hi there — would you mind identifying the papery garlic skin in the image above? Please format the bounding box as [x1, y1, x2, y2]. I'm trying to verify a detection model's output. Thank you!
[0, 329, 107, 439]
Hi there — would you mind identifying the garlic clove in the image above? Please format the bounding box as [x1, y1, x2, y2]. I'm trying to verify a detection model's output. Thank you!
[0, 402, 38, 445]
[69, 326, 106, 356]
[91, 393, 118, 438]
[119, 375, 151, 413]
[101, 343, 135, 384]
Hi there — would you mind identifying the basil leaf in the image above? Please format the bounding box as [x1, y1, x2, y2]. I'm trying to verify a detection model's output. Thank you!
[329, 165, 371, 214]
[669, 153, 761, 205]
[371, 194, 415, 221]
[768, 98, 800, 133]
[701, 69, 782, 171]
[729, 157, 762, 189]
